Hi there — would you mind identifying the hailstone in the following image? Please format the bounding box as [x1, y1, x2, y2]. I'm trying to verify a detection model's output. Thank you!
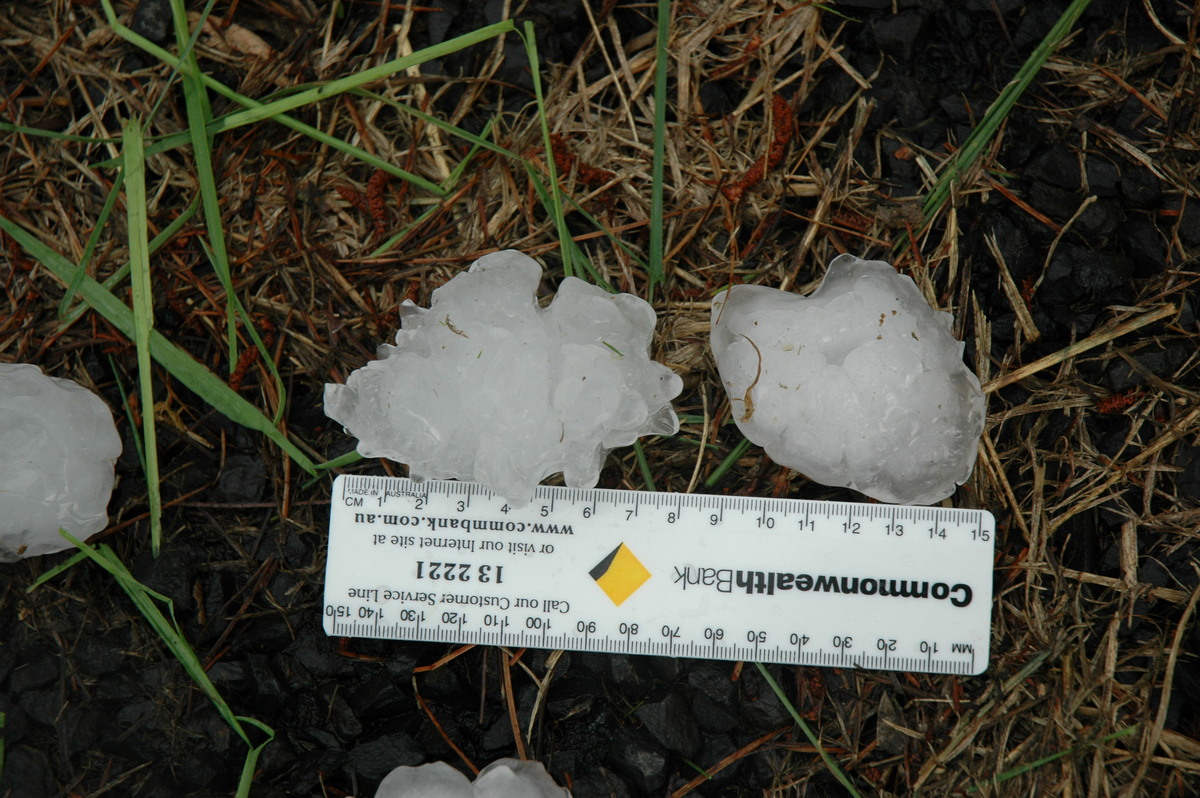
[0, 363, 122, 560]
[375, 758, 569, 798]
[711, 254, 985, 505]
[325, 250, 682, 503]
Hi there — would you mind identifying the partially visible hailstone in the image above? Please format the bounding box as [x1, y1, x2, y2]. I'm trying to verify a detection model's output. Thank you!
[325, 250, 682, 503]
[0, 363, 122, 560]
[375, 758, 570, 798]
[711, 254, 985, 505]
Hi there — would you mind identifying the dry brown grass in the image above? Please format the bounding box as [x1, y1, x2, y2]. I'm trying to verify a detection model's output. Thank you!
[2, 0, 1198, 795]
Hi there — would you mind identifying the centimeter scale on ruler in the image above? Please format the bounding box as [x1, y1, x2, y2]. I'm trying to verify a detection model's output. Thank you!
[324, 475, 996, 675]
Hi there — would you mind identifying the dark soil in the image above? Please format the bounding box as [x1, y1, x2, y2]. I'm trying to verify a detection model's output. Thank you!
[2, 1, 1198, 796]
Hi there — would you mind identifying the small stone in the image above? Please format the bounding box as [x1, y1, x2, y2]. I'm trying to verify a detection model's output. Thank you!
[0, 746, 55, 798]
[317, 682, 363, 741]
[72, 635, 127, 677]
[349, 734, 424, 783]
[1029, 180, 1081, 220]
[1177, 204, 1200, 248]
[569, 768, 634, 798]
[129, 0, 172, 44]
[608, 727, 669, 794]
[248, 654, 288, 711]
[1076, 199, 1121, 238]
[1085, 154, 1121, 196]
[687, 662, 738, 734]
[544, 678, 595, 720]
[738, 668, 789, 732]
[350, 669, 409, 721]
[872, 12, 928, 61]
[1120, 166, 1162, 208]
[1053, 244, 1133, 296]
[215, 453, 266, 502]
[1124, 216, 1167, 277]
[1029, 144, 1081, 191]
[635, 690, 702, 758]
[10, 646, 58, 692]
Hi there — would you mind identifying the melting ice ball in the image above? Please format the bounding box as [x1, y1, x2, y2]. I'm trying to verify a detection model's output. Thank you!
[375, 758, 570, 798]
[325, 250, 682, 503]
[711, 255, 985, 505]
[0, 364, 122, 560]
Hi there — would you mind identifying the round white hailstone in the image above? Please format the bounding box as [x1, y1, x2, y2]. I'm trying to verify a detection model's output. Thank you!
[325, 250, 682, 504]
[375, 758, 570, 798]
[0, 363, 123, 560]
[711, 254, 985, 505]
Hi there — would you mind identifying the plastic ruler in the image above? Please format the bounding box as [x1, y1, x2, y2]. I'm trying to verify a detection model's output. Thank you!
[323, 475, 995, 675]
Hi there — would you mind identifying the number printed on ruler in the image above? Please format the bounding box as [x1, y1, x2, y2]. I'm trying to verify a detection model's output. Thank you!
[323, 476, 996, 675]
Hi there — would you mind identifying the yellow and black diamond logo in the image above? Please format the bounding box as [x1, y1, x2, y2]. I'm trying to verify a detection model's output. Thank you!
[589, 543, 651, 606]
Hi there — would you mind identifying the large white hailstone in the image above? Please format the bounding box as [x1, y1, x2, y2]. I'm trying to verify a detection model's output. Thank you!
[711, 254, 985, 505]
[0, 363, 122, 560]
[375, 759, 570, 798]
[325, 250, 682, 503]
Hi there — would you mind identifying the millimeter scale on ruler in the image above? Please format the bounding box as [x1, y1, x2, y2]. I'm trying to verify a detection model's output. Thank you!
[323, 475, 995, 675]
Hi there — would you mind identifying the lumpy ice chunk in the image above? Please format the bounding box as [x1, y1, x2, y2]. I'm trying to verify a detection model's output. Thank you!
[711, 254, 985, 505]
[375, 758, 570, 798]
[325, 250, 682, 503]
[0, 363, 123, 560]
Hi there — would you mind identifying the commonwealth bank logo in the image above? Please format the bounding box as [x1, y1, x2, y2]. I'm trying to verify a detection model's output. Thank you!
[589, 543, 651, 606]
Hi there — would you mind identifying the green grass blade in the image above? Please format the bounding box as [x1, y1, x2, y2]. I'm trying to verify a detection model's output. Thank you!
[704, 436, 752, 488]
[521, 162, 609, 286]
[57, 533, 274, 797]
[142, 0, 217, 129]
[555, 184, 649, 276]
[919, 0, 1094, 225]
[520, 22, 575, 279]
[61, 534, 249, 738]
[356, 90, 519, 160]
[304, 450, 363, 490]
[165, 0, 240, 363]
[647, 0, 670, 302]
[25, 551, 90, 592]
[98, 0, 515, 196]
[633, 441, 657, 491]
[234, 719, 275, 798]
[357, 87, 648, 276]
[57, 196, 200, 334]
[103, 110, 440, 195]
[369, 202, 444, 260]
[197, 237, 290, 427]
[754, 662, 863, 797]
[369, 116, 499, 257]
[122, 117, 163, 555]
[157, 0, 288, 424]
[59, 169, 125, 318]
[215, 22, 515, 130]
[314, 451, 364, 472]
[108, 354, 146, 472]
[0, 121, 120, 143]
[0, 214, 318, 475]
[442, 117, 499, 188]
[970, 725, 1139, 791]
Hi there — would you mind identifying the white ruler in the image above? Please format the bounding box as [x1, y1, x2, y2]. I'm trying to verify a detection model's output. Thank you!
[323, 476, 995, 675]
